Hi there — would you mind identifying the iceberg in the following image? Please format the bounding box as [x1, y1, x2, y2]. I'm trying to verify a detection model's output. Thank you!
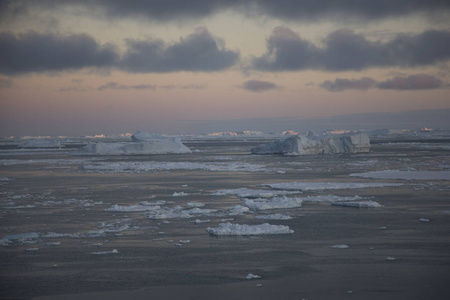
[251, 133, 370, 155]
[20, 138, 61, 148]
[75, 131, 191, 155]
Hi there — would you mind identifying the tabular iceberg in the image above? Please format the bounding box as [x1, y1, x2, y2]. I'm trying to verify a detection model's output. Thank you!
[251, 133, 370, 155]
[75, 131, 191, 155]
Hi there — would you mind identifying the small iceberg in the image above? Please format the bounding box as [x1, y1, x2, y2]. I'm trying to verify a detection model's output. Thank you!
[75, 131, 191, 155]
[251, 133, 370, 155]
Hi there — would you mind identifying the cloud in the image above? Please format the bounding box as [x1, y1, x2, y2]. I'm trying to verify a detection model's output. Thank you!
[252, 27, 450, 71]
[0, 78, 12, 88]
[97, 82, 157, 91]
[376, 74, 444, 90]
[3, 1, 449, 23]
[0, 31, 118, 75]
[0, 28, 238, 75]
[120, 27, 239, 73]
[242, 80, 279, 92]
[320, 77, 377, 92]
[320, 74, 445, 91]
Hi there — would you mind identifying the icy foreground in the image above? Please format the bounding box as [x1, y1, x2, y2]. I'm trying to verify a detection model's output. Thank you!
[206, 222, 294, 235]
[251, 133, 370, 155]
[75, 131, 191, 155]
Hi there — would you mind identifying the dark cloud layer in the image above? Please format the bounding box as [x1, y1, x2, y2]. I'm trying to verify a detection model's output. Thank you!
[321, 74, 444, 92]
[0, 28, 238, 75]
[2, 0, 449, 22]
[97, 82, 157, 91]
[320, 77, 377, 92]
[377, 74, 444, 90]
[0, 31, 117, 75]
[120, 27, 239, 73]
[253, 27, 450, 71]
[242, 80, 279, 92]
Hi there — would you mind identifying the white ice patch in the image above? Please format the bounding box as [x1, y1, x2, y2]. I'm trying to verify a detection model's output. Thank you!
[213, 188, 296, 198]
[91, 249, 119, 255]
[105, 204, 161, 212]
[301, 195, 364, 203]
[254, 214, 294, 220]
[173, 192, 189, 197]
[350, 170, 450, 180]
[227, 205, 250, 215]
[331, 201, 383, 208]
[331, 244, 349, 249]
[244, 196, 302, 211]
[206, 222, 294, 235]
[246, 273, 262, 279]
[264, 182, 402, 191]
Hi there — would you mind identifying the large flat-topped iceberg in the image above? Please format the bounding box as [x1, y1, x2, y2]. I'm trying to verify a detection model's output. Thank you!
[75, 131, 191, 155]
[251, 133, 370, 155]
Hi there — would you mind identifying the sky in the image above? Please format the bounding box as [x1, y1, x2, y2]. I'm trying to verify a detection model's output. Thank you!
[1, 0, 450, 136]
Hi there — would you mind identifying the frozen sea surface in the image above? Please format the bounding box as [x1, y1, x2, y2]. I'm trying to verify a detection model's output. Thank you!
[1, 133, 450, 300]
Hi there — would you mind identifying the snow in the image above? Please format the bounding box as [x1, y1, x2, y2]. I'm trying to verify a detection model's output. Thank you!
[251, 133, 370, 155]
[206, 222, 294, 235]
[243, 196, 302, 211]
[350, 170, 450, 180]
[331, 200, 383, 208]
[264, 182, 402, 191]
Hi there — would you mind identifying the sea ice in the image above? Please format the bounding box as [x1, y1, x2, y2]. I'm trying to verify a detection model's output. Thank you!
[330, 244, 349, 249]
[105, 204, 161, 212]
[91, 249, 119, 255]
[81, 161, 267, 173]
[251, 133, 370, 155]
[2, 232, 39, 241]
[206, 222, 294, 235]
[246, 273, 262, 279]
[213, 188, 296, 198]
[350, 170, 450, 180]
[243, 196, 302, 211]
[331, 201, 383, 208]
[264, 182, 402, 191]
[254, 213, 294, 220]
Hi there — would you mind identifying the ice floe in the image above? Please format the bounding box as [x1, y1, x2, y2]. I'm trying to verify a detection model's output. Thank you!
[264, 182, 402, 191]
[91, 249, 119, 255]
[330, 244, 349, 249]
[246, 273, 262, 279]
[213, 188, 296, 198]
[350, 170, 450, 180]
[206, 222, 294, 235]
[331, 201, 383, 208]
[254, 213, 294, 220]
[105, 204, 161, 212]
[243, 196, 302, 211]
